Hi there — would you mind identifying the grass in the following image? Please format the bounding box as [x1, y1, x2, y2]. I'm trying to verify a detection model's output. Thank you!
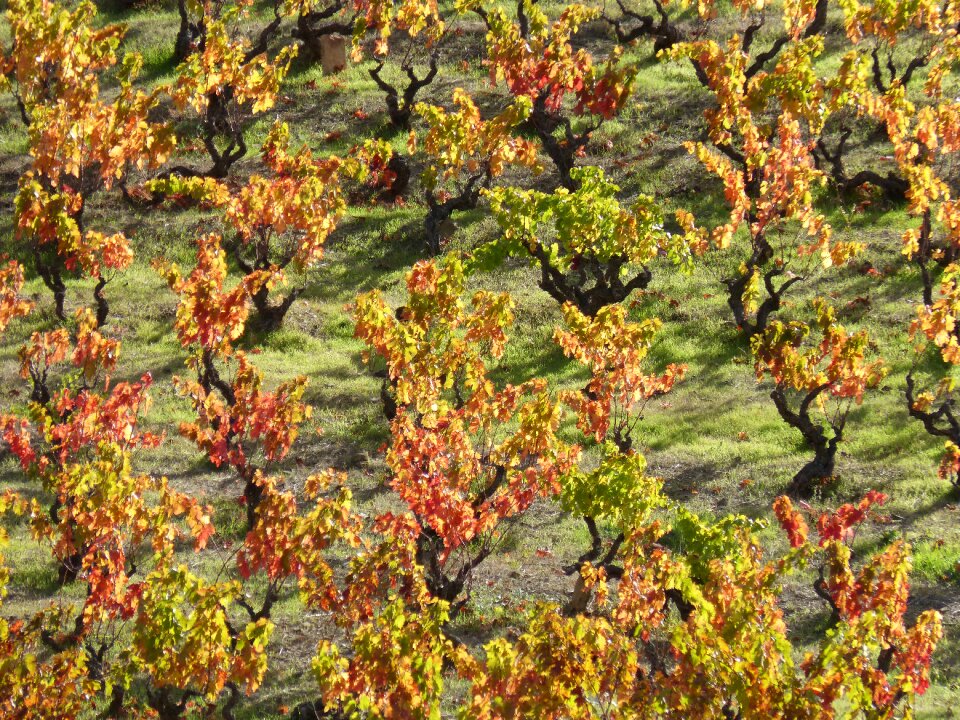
[1, 0, 959, 714]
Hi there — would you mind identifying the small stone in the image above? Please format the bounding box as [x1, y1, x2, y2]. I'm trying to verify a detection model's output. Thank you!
[320, 34, 347, 75]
